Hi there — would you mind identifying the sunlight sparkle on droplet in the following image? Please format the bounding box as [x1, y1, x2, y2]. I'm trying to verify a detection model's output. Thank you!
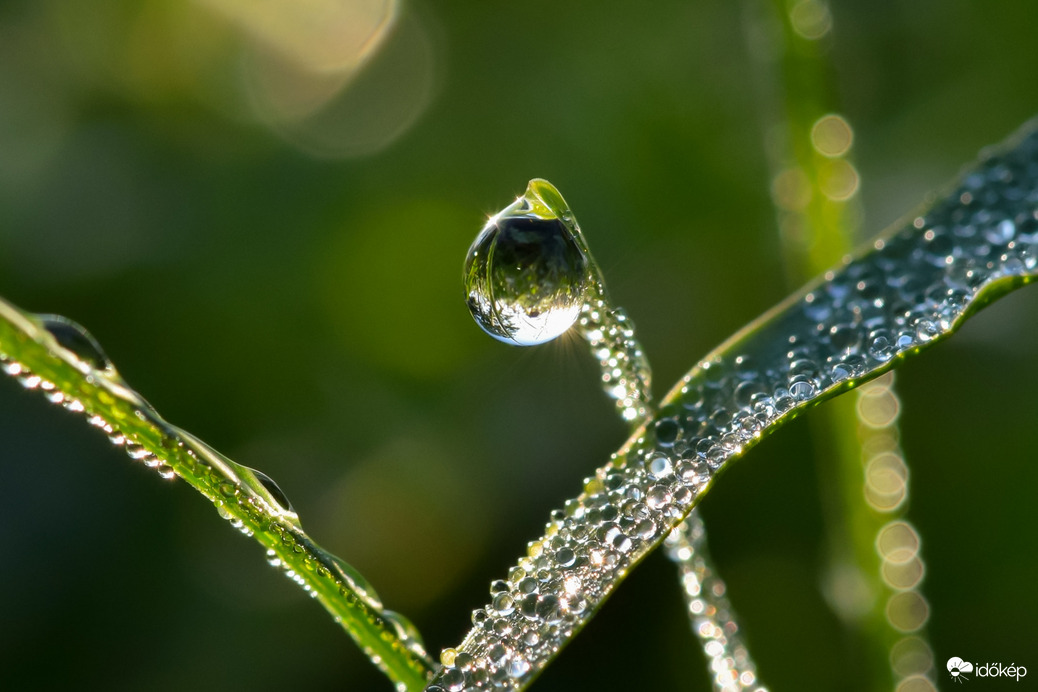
[464, 186, 590, 346]
[464, 179, 654, 421]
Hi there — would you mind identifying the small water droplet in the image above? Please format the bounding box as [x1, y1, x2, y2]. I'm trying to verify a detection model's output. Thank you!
[554, 547, 576, 567]
[440, 648, 458, 668]
[440, 668, 465, 691]
[517, 576, 539, 595]
[868, 330, 894, 362]
[647, 452, 673, 479]
[507, 657, 531, 679]
[789, 379, 816, 401]
[125, 443, 151, 460]
[464, 180, 592, 346]
[37, 315, 114, 373]
[487, 642, 509, 665]
[519, 593, 539, 620]
[914, 319, 939, 342]
[535, 594, 564, 624]
[646, 484, 672, 509]
[649, 415, 677, 444]
[491, 592, 516, 616]
[19, 374, 41, 389]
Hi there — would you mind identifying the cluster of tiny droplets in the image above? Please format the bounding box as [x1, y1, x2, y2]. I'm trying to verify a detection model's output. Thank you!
[664, 513, 766, 692]
[575, 254, 761, 690]
[0, 357, 177, 481]
[577, 283, 654, 423]
[427, 121, 1038, 691]
[0, 313, 433, 688]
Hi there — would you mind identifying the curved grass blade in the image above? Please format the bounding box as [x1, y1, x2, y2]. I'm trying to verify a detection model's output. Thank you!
[0, 303, 434, 691]
[746, 1, 936, 685]
[664, 513, 765, 692]
[427, 118, 1038, 691]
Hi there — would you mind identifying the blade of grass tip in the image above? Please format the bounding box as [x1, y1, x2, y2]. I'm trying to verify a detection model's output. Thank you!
[746, 0, 936, 687]
[0, 301, 434, 692]
[428, 117, 1038, 691]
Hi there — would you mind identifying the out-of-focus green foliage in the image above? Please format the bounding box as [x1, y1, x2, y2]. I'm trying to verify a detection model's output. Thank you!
[1, 1, 1036, 690]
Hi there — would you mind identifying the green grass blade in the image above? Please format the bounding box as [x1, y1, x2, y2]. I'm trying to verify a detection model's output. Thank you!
[427, 118, 1038, 691]
[664, 512, 765, 692]
[0, 302, 434, 691]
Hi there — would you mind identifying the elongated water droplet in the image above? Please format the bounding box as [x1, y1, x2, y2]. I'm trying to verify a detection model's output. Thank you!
[37, 314, 113, 372]
[328, 555, 384, 612]
[382, 609, 426, 654]
[242, 466, 296, 514]
[464, 179, 591, 345]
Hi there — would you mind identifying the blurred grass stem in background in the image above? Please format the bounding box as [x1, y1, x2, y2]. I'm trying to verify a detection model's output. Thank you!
[747, 0, 935, 688]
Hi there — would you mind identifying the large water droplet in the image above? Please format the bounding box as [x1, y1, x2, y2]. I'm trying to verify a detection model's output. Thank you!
[464, 180, 591, 346]
[37, 315, 113, 372]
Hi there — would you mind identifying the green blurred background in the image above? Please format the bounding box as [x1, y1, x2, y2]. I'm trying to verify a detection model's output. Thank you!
[1, 1, 1037, 689]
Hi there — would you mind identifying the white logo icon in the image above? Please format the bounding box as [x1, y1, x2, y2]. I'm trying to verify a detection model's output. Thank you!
[948, 657, 974, 683]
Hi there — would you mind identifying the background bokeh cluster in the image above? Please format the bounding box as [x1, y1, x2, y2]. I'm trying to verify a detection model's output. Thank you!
[1, 1, 1036, 689]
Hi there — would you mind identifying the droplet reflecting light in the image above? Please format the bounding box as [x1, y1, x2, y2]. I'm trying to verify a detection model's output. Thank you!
[464, 181, 591, 346]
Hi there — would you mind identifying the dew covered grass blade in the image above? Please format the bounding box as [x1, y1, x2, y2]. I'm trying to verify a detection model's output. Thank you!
[665, 513, 766, 692]
[428, 118, 1038, 691]
[0, 300, 435, 691]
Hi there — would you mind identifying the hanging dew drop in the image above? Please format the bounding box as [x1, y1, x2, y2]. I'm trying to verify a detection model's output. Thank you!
[36, 314, 114, 373]
[464, 179, 654, 421]
[464, 179, 592, 346]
